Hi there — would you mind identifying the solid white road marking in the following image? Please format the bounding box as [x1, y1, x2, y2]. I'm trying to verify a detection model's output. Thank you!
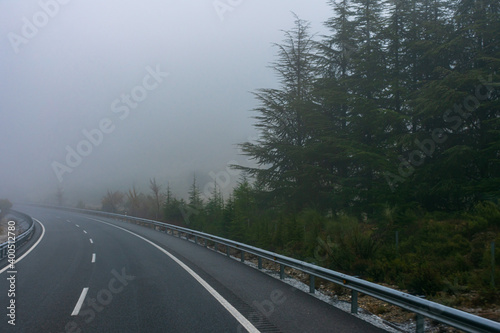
[87, 217, 260, 333]
[0, 219, 46, 274]
[91, 253, 96, 263]
[71, 287, 89, 316]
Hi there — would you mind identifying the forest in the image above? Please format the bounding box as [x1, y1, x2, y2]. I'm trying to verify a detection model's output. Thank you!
[96, 0, 499, 307]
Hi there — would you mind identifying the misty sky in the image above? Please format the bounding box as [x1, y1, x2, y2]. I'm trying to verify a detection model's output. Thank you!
[1, 0, 332, 206]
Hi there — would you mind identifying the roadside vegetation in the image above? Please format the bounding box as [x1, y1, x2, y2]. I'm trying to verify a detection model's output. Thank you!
[91, 181, 500, 314]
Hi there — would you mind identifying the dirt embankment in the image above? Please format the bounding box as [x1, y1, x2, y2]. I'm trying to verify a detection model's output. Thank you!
[0, 215, 29, 243]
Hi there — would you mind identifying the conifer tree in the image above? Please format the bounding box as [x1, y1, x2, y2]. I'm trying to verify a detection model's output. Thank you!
[237, 14, 319, 211]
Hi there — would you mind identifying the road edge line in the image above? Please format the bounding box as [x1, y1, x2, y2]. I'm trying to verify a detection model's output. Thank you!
[87, 217, 260, 333]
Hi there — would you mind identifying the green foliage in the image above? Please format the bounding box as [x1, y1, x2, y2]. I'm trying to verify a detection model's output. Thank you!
[472, 201, 500, 227]
[234, 0, 500, 215]
[407, 264, 444, 296]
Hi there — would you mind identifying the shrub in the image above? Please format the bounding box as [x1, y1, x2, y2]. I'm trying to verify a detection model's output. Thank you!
[407, 264, 444, 295]
[472, 201, 500, 227]
[0, 199, 12, 220]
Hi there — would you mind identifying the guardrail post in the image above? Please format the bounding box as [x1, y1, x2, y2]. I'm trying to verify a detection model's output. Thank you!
[491, 241, 495, 288]
[226, 245, 230, 257]
[214, 242, 218, 253]
[240, 251, 245, 263]
[195, 235, 198, 245]
[309, 275, 315, 294]
[204, 239, 207, 248]
[351, 290, 358, 314]
[258, 257, 262, 270]
[280, 264, 285, 280]
[416, 314, 424, 333]
[396, 230, 399, 254]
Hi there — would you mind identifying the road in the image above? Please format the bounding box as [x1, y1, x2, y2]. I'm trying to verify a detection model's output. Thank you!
[0, 206, 389, 332]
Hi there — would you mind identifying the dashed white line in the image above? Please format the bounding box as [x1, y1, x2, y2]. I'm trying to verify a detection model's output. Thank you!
[67, 219, 71, 223]
[71, 287, 89, 316]
[91, 253, 96, 263]
[83, 230, 87, 234]
[89, 239, 93, 244]
[75, 224, 80, 228]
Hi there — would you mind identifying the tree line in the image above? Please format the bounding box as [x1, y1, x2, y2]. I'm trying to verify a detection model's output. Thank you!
[99, 0, 499, 230]
[94, 0, 499, 298]
[236, 0, 499, 216]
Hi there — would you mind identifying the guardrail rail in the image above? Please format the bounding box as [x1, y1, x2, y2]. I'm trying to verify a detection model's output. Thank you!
[39, 205, 500, 333]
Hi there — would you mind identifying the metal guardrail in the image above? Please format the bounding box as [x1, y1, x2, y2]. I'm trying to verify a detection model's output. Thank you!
[43, 206, 500, 333]
[0, 210, 35, 260]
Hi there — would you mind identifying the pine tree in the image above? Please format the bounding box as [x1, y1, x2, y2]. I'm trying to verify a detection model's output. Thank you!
[341, 0, 394, 213]
[311, 0, 358, 212]
[404, 0, 500, 210]
[184, 175, 204, 228]
[205, 182, 224, 234]
[237, 14, 319, 211]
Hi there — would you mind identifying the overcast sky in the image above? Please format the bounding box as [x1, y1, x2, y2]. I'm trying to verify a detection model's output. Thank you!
[1, 0, 332, 206]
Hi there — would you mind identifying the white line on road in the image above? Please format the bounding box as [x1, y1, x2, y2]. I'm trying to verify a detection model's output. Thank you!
[87, 217, 260, 333]
[0, 219, 46, 274]
[71, 287, 89, 316]
[89, 239, 93, 244]
[67, 220, 71, 222]
[75, 224, 80, 228]
[91, 253, 96, 263]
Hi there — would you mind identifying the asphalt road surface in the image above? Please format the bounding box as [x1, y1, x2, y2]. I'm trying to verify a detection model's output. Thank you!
[0, 206, 389, 332]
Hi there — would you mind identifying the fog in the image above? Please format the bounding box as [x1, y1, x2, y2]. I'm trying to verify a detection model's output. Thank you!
[1, 0, 331, 206]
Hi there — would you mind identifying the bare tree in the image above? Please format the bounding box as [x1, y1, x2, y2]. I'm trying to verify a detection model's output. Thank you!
[149, 178, 162, 220]
[126, 186, 142, 216]
[101, 190, 123, 213]
[56, 186, 64, 206]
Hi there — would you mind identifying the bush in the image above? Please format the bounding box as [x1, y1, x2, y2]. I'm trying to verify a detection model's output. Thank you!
[472, 201, 500, 227]
[0, 199, 12, 220]
[407, 264, 444, 295]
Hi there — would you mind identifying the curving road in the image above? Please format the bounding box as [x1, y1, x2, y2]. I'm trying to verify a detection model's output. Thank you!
[0, 206, 389, 332]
